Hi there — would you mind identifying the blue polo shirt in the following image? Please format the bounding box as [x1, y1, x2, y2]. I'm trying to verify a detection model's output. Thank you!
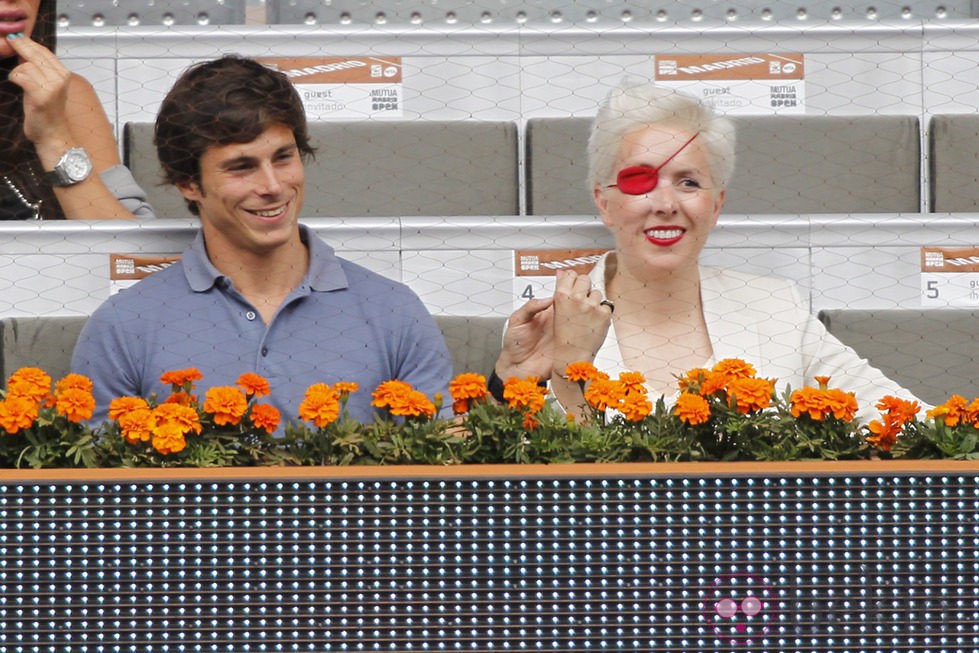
[72, 225, 452, 430]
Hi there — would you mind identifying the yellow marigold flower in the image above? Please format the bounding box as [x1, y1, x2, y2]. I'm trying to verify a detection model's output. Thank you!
[159, 368, 203, 388]
[619, 392, 653, 422]
[0, 395, 39, 434]
[249, 403, 281, 434]
[236, 372, 271, 398]
[564, 361, 600, 383]
[203, 386, 248, 426]
[7, 367, 52, 402]
[55, 373, 94, 394]
[712, 358, 756, 379]
[675, 392, 711, 426]
[502, 377, 547, 415]
[55, 387, 96, 423]
[333, 381, 360, 395]
[583, 377, 624, 412]
[727, 376, 775, 414]
[152, 403, 202, 440]
[118, 407, 154, 444]
[299, 383, 341, 428]
[108, 396, 150, 422]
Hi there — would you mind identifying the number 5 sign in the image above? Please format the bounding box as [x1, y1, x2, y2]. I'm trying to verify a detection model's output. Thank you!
[512, 249, 609, 310]
[920, 246, 979, 306]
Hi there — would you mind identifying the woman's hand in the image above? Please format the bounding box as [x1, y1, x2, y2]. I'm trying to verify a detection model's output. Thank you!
[551, 268, 613, 373]
[494, 296, 555, 380]
[6, 34, 74, 153]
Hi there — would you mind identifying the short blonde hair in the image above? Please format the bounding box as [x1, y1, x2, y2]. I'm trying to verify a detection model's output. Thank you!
[587, 79, 736, 191]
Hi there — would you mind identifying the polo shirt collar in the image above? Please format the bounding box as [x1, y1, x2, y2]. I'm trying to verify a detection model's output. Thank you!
[182, 224, 349, 293]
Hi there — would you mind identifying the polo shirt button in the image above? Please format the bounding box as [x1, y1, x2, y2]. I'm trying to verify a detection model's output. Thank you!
[246, 311, 257, 321]
[261, 346, 269, 357]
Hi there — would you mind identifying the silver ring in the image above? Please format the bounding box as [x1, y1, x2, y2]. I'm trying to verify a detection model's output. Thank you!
[600, 299, 615, 313]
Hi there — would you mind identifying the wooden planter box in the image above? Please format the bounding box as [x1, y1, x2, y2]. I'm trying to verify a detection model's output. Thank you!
[2, 461, 976, 651]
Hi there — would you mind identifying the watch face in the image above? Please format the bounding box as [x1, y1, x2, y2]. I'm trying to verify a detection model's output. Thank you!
[63, 149, 93, 182]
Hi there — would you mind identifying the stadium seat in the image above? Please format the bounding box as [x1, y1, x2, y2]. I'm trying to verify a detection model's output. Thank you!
[525, 114, 921, 215]
[125, 120, 520, 219]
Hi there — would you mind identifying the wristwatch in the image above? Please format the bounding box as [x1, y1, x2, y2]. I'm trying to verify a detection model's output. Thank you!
[45, 147, 93, 187]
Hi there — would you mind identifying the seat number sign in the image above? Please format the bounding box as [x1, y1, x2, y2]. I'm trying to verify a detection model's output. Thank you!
[921, 246, 979, 306]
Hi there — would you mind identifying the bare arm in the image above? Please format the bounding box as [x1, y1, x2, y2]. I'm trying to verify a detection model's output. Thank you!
[7, 34, 137, 220]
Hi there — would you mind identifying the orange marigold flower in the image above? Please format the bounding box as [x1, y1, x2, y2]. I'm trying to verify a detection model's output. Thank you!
[727, 376, 775, 414]
[675, 392, 712, 426]
[108, 396, 150, 422]
[824, 388, 858, 422]
[677, 367, 710, 393]
[372, 380, 437, 418]
[159, 368, 203, 388]
[790, 386, 828, 421]
[236, 372, 271, 398]
[118, 407, 154, 444]
[866, 419, 901, 451]
[619, 391, 653, 422]
[564, 361, 600, 383]
[814, 375, 832, 390]
[876, 395, 922, 422]
[333, 381, 360, 395]
[55, 388, 96, 423]
[449, 373, 489, 402]
[152, 430, 187, 456]
[203, 386, 248, 426]
[0, 395, 39, 434]
[583, 377, 624, 412]
[712, 359, 756, 380]
[927, 394, 969, 427]
[699, 371, 730, 397]
[55, 373, 94, 394]
[299, 383, 341, 428]
[164, 391, 196, 407]
[618, 371, 647, 395]
[522, 413, 540, 431]
[502, 377, 547, 415]
[249, 403, 281, 434]
[152, 403, 202, 441]
[7, 367, 52, 402]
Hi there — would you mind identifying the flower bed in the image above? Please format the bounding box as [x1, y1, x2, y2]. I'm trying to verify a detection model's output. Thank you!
[0, 359, 976, 468]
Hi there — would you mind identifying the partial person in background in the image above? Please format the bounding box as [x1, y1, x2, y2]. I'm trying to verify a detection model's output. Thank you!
[0, 0, 154, 219]
[492, 78, 922, 423]
[72, 55, 452, 428]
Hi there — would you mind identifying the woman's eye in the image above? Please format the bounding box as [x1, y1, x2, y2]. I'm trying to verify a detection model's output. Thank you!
[678, 178, 703, 190]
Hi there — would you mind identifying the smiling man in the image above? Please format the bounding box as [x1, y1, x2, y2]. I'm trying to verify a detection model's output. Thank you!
[71, 56, 452, 428]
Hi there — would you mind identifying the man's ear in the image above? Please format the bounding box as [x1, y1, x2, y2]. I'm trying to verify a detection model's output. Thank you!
[177, 180, 203, 203]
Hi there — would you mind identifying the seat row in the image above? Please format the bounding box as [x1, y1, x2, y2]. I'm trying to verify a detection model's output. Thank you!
[124, 114, 979, 219]
[56, 1, 975, 27]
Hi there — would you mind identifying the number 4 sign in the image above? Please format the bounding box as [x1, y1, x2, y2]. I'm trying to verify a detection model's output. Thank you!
[512, 249, 609, 310]
[920, 246, 979, 306]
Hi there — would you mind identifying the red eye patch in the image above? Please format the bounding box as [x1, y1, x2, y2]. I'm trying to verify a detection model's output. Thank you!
[609, 131, 700, 195]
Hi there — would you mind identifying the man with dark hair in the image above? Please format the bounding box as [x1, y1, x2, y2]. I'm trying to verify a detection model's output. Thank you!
[72, 55, 452, 428]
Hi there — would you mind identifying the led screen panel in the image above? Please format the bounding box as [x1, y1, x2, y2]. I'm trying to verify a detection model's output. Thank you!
[1, 462, 976, 652]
